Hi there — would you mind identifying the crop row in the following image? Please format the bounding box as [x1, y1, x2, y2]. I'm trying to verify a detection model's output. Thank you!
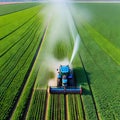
[0, 12, 41, 58]
[72, 57, 98, 120]
[0, 18, 41, 85]
[0, 19, 42, 101]
[0, 17, 41, 73]
[68, 6, 101, 120]
[67, 94, 84, 120]
[0, 3, 40, 16]
[26, 89, 47, 120]
[85, 3, 120, 48]
[0, 26, 44, 120]
[0, 8, 46, 120]
[84, 23, 120, 65]
[11, 21, 49, 120]
[47, 94, 65, 120]
[79, 25, 120, 120]
[0, 5, 44, 39]
[70, 3, 120, 119]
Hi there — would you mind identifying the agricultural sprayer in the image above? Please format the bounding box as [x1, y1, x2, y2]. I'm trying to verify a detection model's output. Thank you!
[49, 65, 82, 94]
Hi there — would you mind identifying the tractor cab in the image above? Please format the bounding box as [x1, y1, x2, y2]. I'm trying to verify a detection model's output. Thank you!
[49, 64, 82, 94]
[57, 65, 72, 87]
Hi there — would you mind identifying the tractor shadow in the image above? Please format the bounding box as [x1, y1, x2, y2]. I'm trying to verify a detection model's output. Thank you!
[73, 67, 91, 95]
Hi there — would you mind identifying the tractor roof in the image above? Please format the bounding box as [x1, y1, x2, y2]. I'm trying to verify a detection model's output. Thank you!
[60, 65, 69, 73]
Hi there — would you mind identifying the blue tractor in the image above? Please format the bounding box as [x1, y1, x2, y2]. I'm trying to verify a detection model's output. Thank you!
[49, 65, 82, 94]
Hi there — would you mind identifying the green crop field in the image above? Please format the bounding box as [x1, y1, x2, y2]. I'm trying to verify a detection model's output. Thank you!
[0, 2, 120, 120]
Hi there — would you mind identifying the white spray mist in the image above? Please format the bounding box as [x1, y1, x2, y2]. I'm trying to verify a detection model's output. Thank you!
[70, 34, 80, 64]
[65, 5, 81, 65]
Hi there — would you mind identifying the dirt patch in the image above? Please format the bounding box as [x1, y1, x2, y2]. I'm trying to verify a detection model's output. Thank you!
[48, 79, 57, 86]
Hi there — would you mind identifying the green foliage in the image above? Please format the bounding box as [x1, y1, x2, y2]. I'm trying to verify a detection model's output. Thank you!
[1, 3, 120, 120]
[0, 5, 45, 120]
[47, 94, 65, 120]
[71, 3, 120, 119]
[0, 5, 43, 39]
[68, 94, 84, 120]
[26, 90, 47, 120]
[0, 3, 39, 16]
[53, 40, 68, 60]
[84, 23, 120, 65]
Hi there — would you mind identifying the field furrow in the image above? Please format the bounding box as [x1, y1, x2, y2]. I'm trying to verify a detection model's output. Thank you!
[83, 23, 120, 65]
[0, 22, 42, 101]
[11, 20, 49, 120]
[0, 14, 40, 58]
[0, 5, 43, 39]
